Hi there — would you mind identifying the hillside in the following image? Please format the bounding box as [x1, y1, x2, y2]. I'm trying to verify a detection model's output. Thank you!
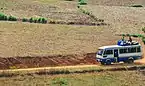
[0, 0, 145, 57]
[0, 0, 145, 85]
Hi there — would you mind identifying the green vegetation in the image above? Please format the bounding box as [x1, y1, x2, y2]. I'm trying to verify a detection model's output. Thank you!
[52, 78, 68, 86]
[0, 13, 17, 21]
[142, 27, 145, 33]
[78, 0, 87, 5]
[29, 17, 47, 24]
[0, 12, 17, 21]
[8, 16, 17, 21]
[130, 4, 143, 7]
[0, 13, 7, 20]
[0, 12, 47, 24]
[22, 18, 28, 22]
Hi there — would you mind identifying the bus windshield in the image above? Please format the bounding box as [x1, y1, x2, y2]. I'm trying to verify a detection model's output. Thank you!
[97, 49, 103, 55]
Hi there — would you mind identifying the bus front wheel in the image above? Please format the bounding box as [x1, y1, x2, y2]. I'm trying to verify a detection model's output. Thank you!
[106, 60, 111, 65]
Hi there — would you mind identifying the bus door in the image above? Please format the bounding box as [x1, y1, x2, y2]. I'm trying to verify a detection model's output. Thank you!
[114, 49, 119, 62]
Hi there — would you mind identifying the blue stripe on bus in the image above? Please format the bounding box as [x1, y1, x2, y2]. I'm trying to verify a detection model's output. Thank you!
[96, 56, 141, 63]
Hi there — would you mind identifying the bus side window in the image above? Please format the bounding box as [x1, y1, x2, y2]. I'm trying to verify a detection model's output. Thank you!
[131, 47, 136, 53]
[128, 48, 131, 53]
[119, 48, 127, 54]
[137, 47, 141, 52]
[104, 50, 113, 55]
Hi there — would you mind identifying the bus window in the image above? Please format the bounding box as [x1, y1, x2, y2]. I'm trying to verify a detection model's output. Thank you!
[119, 48, 127, 54]
[128, 48, 131, 53]
[97, 49, 103, 55]
[131, 47, 136, 53]
[104, 50, 113, 55]
[137, 47, 141, 52]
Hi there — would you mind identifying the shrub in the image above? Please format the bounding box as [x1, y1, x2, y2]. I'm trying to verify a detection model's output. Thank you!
[29, 17, 47, 24]
[29, 17, 34, 23]
[22, 18, 28, 22]
[33, 18, 38, 23]
[38, 18, 42, 23]
[130, 5, 143, 7]
[142, 37, 145, 44]
[77, 5, 80, 8]
[79, 0, 87, 5]
[49, 20, 56, 24]
[0, 13, 7, 20]
[52, 78, 68, 86]
[8, 16, 17, 21]
[41, 18, 47, 24]
[86, 11, 90, 15]
[142, 27, 145, 33]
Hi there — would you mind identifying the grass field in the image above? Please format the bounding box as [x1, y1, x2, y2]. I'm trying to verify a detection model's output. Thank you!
[0, 70, 145, 86]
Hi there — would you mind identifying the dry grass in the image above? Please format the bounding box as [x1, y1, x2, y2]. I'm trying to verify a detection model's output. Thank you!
[0, 0, 98, 24]
[0, 0, 144, 57]
[88, 0, 145, 6]
[0, 70, 145, 86]
[84, 5, 145, 34]
[0, 22, 117, 57]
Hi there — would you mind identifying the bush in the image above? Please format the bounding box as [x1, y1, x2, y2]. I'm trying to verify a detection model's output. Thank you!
[142, 37, 145, 44]
[8, 16, 17, 21]
[22, 18, 28, 22]
[142, 27, 145, 33]
[29, 17, 33, 23]
[78, 0, 87, 5]
[41, 18, 47, 24]
[130, 5, 143, 7]
[49, 20, 56, 24]
[0, 13, 7, 20]
[52, 78, 68, 86]
[33, 18, 38, 23]
[38, 18, 42, 23]
[29, 17, 47, 24]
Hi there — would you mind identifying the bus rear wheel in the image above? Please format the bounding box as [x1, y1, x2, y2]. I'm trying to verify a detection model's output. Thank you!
[128, 58, 134, 64]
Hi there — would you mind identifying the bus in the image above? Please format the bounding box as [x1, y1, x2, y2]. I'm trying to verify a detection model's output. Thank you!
[96, 44, 143, 65]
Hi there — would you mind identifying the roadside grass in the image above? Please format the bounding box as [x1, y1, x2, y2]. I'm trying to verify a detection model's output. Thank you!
[34, 0, 60, 4]
[0, 70, 145, 86]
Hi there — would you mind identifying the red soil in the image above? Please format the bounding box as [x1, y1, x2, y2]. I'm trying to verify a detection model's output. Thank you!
[0, 53, 98, 69]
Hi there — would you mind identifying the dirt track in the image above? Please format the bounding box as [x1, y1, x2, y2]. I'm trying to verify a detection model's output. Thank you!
[0, 52, 145, 70]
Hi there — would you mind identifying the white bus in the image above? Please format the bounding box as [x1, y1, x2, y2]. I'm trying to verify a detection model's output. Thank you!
[96, 44, 143, 65]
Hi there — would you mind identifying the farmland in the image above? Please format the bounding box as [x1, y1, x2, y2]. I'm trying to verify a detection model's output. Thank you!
[0, 0, 145, 85]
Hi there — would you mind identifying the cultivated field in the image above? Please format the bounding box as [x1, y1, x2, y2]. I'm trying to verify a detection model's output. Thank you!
[0, 0, 145, 57]
[0, 0, 145, 85]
